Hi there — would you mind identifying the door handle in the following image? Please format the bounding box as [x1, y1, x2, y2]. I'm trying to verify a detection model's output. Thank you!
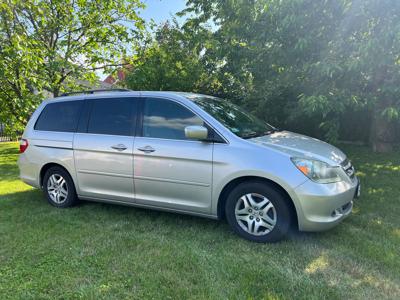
[111, 144, 127, 151]
[137, 145, 155, 153]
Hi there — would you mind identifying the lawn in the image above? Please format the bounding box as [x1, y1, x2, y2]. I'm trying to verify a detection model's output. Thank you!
[0, 142, 399, 299]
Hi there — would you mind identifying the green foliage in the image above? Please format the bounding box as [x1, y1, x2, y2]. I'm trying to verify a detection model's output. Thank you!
[198, 0, 400, 147]
[2, 0, 399, 149]
[299, 0, 400, 147]
[125, 19, 224, 96]
[0, 0, 145, 132]
[126, 0, 400, 148]
[126, 20, 204, 91]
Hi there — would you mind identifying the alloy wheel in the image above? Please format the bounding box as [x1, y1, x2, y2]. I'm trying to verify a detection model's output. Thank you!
[235, 193, 277, 236]
[47, 174, 68, 204]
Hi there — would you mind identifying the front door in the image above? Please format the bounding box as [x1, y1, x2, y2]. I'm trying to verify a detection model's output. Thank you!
[133, 97, 213, 213]
[73, 97, 137, 202]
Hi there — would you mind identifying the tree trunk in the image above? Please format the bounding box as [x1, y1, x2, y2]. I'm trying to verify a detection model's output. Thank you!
[369, 106, 396, 153]
[53, 88, 60, 98]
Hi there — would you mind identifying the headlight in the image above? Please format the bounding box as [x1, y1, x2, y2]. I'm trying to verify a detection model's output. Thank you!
[291, 157, 342, 184]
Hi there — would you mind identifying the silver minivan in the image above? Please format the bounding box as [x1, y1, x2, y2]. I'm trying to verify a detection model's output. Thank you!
[18, 90, 360, 242]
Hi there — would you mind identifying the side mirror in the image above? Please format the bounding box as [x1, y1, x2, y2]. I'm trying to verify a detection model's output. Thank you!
[184, 125, 208, 140]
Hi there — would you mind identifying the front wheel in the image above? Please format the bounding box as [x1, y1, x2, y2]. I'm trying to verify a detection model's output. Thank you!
[225, 181, 292, 243]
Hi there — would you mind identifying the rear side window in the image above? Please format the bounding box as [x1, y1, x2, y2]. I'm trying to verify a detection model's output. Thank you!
[35, 101, 83, 132]
[87, 98, 135, 136]
[143, 98, 204, 140]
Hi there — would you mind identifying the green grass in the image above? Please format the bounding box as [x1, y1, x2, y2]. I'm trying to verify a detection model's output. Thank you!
[0, 142, 399, 299]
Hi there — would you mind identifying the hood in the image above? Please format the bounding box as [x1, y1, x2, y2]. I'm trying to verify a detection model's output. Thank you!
[249, 131, 346, 165]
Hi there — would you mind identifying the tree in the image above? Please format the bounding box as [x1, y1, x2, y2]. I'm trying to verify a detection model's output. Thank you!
[125, 20, 224, 94]
[0, 0, 145, 133]
[180, 0, 345, 133]
[299, 0, 400, 152]
[182, 0, 400, 151]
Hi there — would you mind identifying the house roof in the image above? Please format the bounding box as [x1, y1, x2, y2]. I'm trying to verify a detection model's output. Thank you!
[103, 69, 126, 85]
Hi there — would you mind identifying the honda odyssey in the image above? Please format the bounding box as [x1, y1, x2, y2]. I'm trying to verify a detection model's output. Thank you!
[18, 90, 360, 242]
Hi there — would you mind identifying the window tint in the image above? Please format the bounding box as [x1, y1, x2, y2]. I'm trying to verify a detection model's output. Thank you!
[87, 98, 134, 136]
[143, 98, 204, 140]
[35, 101, 83, 132]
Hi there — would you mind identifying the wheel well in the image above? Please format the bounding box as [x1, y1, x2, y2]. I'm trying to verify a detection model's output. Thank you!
[39, 163, 70, 188]
[217, 176, 298, 229]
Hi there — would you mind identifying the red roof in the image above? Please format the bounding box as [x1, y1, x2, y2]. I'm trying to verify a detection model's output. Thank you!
[103, 69, 126, 85]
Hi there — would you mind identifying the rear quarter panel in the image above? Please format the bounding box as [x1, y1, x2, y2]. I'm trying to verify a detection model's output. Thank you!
[19, 131, 76, 188]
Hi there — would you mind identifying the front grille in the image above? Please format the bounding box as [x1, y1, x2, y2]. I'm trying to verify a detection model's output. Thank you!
[341, 158, 355, 179]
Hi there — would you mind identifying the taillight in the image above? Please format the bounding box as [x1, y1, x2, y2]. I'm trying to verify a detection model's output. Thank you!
[19, 139, 29, 153]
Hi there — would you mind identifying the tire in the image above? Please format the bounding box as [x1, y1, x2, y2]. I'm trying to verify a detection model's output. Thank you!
[43, 166, 78, 208]
[225, 181, 292, 243]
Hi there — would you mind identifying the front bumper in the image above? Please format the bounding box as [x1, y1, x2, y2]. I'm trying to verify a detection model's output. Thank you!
[294, 177, 359, 232]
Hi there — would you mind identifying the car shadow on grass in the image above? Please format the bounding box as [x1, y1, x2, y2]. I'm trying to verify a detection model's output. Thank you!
[0, 188, 226, 234]
[1, 188, 314, 242]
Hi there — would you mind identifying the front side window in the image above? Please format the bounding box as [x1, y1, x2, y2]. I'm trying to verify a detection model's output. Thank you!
[193, 97, 276, 139]
[142, 98, 204, 140]
[87, 98, 135, 136]
[35, 100, 83, 132]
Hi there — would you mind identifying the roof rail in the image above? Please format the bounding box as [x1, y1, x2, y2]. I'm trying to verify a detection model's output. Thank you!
[61, 88, 131, 96]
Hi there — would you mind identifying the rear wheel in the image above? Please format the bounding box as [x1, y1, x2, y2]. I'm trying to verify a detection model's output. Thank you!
[43, 166, 78, 208]
[225, 181, 292, 243]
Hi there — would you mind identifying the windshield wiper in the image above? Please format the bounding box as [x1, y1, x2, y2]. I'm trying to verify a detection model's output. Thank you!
[241, 128, 281, 139]
[241, 132, 261, 139]
[265, 129, 279, 135]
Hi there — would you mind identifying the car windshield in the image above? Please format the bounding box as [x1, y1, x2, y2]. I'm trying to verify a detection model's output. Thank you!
[192, 96, 277, 139]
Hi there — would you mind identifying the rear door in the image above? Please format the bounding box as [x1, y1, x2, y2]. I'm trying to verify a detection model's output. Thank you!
[73, 97, 138, 202]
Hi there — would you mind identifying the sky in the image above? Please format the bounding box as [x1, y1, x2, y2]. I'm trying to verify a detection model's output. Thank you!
[139, 0, 187, 24]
